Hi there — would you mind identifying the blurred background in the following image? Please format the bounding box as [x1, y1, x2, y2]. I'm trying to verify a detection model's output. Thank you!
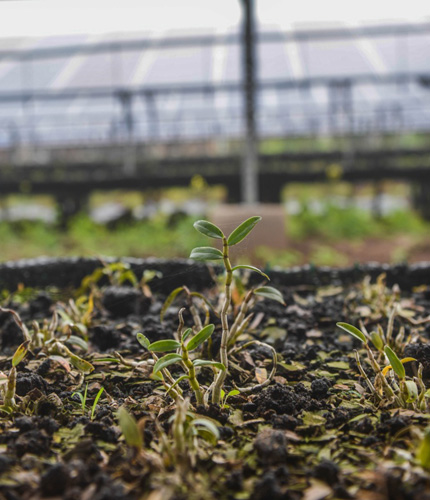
[1, 0, 430, 267]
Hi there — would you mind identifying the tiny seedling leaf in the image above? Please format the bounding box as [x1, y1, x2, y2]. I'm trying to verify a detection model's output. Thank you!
[193, 220, 224, 239]
[382, 357, 416, 376]
[232, 265, 269, 281]
[370, 331, 384, 351]
[91, 387, 105, 420]
[336, 322, 367, 343]
[166, 375, 190, 395]
[136, 333, 150, 349]
[182, 328, 193, 342]
[66, 335, 89, 351]
[193, 359, 225, 370]
[190, 247, 224, 261]
[227, 216, 261, 246]
[148, 339, 181, 352]
[186, 324, 215, 351]
[160, 286, 184, 322]
[69, 354, 95, 374]
[384, 345, 405, 379]
[192, 418, 220, 442]
[254, 286, 285, 305]
[404, 380, 418, 403]
[418, 428, 430, 469]
[117, 407, 142, 451]
[12, 341, 29, 367]
[153, 353, 182, 375]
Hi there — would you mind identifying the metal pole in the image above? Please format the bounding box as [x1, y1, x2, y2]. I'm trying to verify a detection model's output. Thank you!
[241, 0, 259, 204]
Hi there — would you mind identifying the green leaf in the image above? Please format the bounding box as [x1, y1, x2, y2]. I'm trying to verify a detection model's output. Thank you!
[384, 345, 405, 379]
[227, 389, 240, 398]
[153, 353, 183, 375]
[186, 324, 215, 351]
[12, 341, 29, 367]
[66, 335, 89, 351]
[166, 375, 190, 395]
[192, 418, 220, 442]
[190, 247, 224, 261]
[404, 380, 418, 403]
[418, 428, 430, 469]
[182, 328, 193, 342]
[160, 286, 184, 322]
[193, 220, 224, 239]
[69, 354, 95, 374]
[148, 339, 181, 352]
[227, 216, 261, 246]
[336, 322, 367, 343]
[254, 286, 285, 305]
[136, 333, 150, 350]
[370, 331, 384, 351]
[232, 265, 269, 281]
[117, 407, 142, 451]
[91, 387, 105, 420]
[193, 359, 225, 370]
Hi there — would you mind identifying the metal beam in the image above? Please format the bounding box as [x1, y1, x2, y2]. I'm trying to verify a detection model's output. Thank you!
[241, 0, 258, 204]
[0, 22, 429, 61]
[0, 72, 427, 103]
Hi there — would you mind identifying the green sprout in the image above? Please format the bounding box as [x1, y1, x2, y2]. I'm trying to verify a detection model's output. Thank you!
[137, 216, 283, 407]
[118, 399, 219, 472]
[0, 340, 29, 412]
[137, 309, 222, 406]
[71, 383, 105, 420]
[220, 388, 240, 409]
[190, 217, 281, 404]
[336, 321, 423, 409]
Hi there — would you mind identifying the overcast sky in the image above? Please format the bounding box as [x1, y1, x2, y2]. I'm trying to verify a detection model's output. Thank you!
[0, 0, 429, 38]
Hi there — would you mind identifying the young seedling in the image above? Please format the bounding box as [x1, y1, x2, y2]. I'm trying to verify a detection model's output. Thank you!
[71, 383, 105, 420]
[0, 340, 29, 412]
[336, 322, 421, 409]
[190, 217, 282, 404]
[137, 314, 222, 406]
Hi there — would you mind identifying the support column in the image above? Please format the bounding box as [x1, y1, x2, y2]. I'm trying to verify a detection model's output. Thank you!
[241, 0, 259, 204]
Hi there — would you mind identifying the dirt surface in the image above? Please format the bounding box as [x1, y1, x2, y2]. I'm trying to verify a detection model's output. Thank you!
[1, 262, 430, 499]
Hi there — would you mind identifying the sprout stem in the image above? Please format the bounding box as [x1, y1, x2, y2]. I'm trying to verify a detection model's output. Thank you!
[212, 238, 232, 404]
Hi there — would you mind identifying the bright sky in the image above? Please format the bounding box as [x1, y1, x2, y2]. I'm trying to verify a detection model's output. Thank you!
[0, 0, 428, 38]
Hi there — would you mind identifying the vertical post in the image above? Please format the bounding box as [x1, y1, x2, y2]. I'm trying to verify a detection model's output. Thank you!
[241, 0, 259, 204]
[118, 90, 136, 176]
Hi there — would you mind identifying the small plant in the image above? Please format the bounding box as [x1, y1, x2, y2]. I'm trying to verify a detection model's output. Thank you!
[118, 398, 219, 472]
[190, 217, 282, 404]
[137, 216, 283, 407]
[220, 388, 240, 409]
[336, 321, 426, 410]
[71, 383, 105, 420]
[0, 341, 29, 413]
[137, 309, 222, 406]
[0, 306, 94, 375]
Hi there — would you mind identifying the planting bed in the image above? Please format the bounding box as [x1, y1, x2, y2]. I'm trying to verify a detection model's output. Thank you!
[1, 258, 430, 500]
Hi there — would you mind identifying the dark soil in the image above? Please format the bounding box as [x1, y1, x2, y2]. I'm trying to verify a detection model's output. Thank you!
[0, 259, 430, 499]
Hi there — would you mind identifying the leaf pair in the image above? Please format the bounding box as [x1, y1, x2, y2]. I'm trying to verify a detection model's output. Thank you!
[137, 324, 215, 354]
[191, 217, 262, 262]
[153, 355, 225, 377]
[194, 217, 261, 246]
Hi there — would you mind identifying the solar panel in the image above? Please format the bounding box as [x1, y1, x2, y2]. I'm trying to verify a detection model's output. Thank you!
[0, 22, 428, 146]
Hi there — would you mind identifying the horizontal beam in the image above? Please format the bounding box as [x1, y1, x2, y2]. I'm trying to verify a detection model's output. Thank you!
[1, 22, 429, 61]
[0, 73, 428, 103]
